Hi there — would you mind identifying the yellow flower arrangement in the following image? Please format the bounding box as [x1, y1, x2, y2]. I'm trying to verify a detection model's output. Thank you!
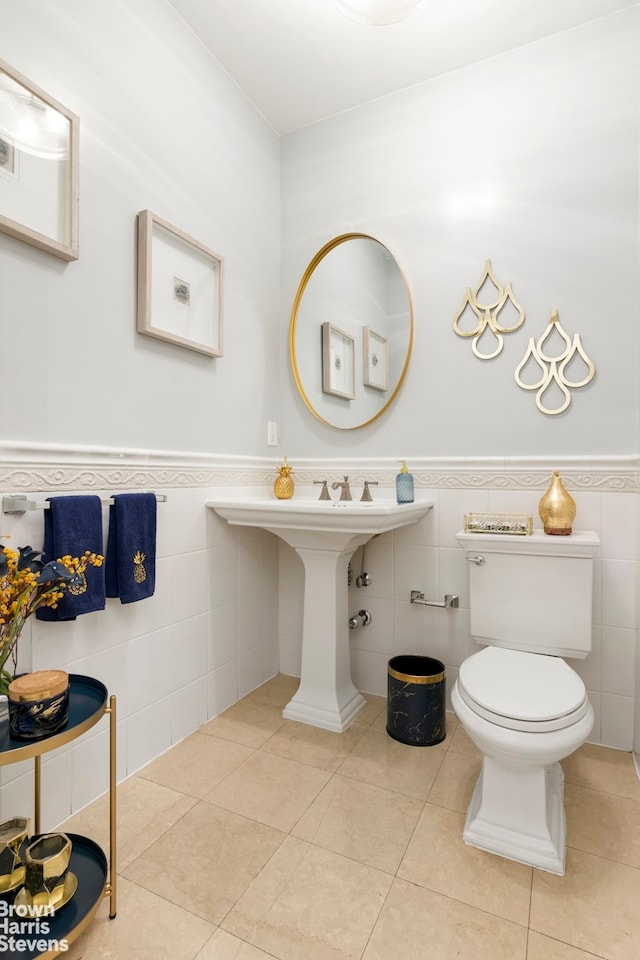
[0, 538, 103, 696]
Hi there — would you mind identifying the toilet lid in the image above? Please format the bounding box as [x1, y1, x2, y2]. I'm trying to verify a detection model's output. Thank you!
[458, 646, 587, 725]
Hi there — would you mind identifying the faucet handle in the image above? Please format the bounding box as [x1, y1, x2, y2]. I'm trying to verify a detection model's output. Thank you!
[313, 480, 331, 501]
[361, 481, 379, 502]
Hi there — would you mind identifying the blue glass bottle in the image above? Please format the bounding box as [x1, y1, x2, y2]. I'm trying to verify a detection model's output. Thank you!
[396, 460, 414, 503]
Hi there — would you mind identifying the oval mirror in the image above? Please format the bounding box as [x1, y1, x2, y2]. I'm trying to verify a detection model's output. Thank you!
[289, 233, 413, 429]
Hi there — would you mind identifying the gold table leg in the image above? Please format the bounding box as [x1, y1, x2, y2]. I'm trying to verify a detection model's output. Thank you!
[34, 754, 41, 834]
[107, 694, 117, 918]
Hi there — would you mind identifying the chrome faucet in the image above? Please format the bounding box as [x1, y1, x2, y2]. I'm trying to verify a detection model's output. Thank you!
[331, 476, 352, 501]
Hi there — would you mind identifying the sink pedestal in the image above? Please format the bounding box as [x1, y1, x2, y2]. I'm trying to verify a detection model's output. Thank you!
[282, 540, 368, 732]
[207, 496, 433, 733]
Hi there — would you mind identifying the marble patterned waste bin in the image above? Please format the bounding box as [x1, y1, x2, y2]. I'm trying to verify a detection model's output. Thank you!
[387, 655, 446, 746]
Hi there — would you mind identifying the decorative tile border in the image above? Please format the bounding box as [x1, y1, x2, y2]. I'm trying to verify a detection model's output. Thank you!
[0, 443, 638, 494]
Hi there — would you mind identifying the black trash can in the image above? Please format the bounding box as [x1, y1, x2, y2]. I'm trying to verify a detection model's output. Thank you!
[387, 655, 446, 746]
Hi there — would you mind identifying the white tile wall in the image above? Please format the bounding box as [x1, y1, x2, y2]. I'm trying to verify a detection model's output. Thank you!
[280, 483, 639, 754]
[0, 464, 637, 832]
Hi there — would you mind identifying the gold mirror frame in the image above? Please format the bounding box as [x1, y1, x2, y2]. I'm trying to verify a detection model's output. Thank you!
[289, 233, 414, 430]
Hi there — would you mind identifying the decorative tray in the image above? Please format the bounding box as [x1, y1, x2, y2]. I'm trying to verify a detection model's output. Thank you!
[0, 833, 107, 959]
[463, 512, 533, 535]
[0, 676, 108, 761]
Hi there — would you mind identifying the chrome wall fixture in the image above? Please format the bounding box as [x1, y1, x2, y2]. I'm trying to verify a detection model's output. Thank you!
[355, 542, 372, 587]
[410, 590, 459, 609]
[348, 609, 372, 630]
[2, 493, 167, 513]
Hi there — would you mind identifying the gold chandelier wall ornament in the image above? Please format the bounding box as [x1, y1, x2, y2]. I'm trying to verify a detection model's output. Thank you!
[453, 260, 525, 359]
[514, 309, 595, 415]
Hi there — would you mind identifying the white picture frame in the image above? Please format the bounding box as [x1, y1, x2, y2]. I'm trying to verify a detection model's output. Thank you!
[137, 210, 223, 357]
[363, 326, 388, 391]
[0, 58, 79, 261]
[321, 322, 355, 399]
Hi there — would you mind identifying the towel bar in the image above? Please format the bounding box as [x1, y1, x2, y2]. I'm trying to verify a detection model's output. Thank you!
[2, 493, 168, 514]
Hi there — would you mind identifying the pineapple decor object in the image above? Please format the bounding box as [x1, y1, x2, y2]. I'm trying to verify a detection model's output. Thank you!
[133, 550, 147, 584]
[274, 458, 295, 500]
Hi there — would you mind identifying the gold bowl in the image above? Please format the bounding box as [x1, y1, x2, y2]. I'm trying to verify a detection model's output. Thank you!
[0, 816, 31, 892]
[23, 832, 72, 908]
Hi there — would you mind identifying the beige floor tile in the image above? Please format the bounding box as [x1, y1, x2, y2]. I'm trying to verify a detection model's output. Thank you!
[50, 675, 640, 960]
[123, 801, 285, 925]
[526, 930, 608, 959]
[362, 877, 528, 960]
[427, 748, 481, 813]
[369, 705, 388, 734]
[351, 693, 387, 728]
[204, 750, 331, 831]
[565, 780, 640, 869]
[196, 928, 278, 959]
[223, 837, 392, 960]
[398, 802, 532, 926]
[562, 744, 640, 801]
[338, 727, 445, 799]
[201, 698, 288, 748]
[64, 876, 215, 960]
[61, 774, 196, 870]
[244, 673, 300, 707]
[262, 719, 366, 771]
[292, 773, 423, 873]
[138, 731, 253, 798]
[530, 847, 640, 960]
[446, 720, 483, 758]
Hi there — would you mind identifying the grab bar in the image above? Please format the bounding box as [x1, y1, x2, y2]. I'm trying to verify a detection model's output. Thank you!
[410, 590, 459, 609]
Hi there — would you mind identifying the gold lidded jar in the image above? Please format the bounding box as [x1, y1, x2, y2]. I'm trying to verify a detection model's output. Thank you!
[8, 669, 70, 740]
[273, 457, 294, 500]
[538, 470, 576, 536]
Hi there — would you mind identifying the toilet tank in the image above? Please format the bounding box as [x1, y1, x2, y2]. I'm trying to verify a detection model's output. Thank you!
[456, 529, 600, 659]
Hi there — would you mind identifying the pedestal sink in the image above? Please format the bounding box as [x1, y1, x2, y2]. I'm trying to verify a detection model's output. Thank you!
[206, 496, 433, 732]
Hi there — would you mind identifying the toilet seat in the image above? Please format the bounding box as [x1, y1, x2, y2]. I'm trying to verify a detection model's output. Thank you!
[457, 646, 589, 732]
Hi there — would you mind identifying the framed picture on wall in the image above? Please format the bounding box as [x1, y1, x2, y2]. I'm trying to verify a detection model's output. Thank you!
[363, 326, 388, 391]
[137, 210, 224, 357]
[321, 322, 355, 399]
[0, 58, 79, 261]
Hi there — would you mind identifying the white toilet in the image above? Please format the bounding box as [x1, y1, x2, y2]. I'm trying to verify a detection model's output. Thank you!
[451, 528, 600, 875]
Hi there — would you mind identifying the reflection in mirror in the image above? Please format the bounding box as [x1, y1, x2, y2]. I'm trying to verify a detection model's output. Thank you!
[0, 58, 78, 260]
[289, 234, 413, 429]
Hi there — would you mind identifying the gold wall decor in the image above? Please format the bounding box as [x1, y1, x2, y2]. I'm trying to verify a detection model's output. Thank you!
[453, 259, 525, 359]
[514, 309, 595, 415]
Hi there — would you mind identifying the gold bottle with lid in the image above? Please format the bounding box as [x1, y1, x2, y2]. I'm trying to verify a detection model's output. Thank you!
[538, 470, 576, 535]
[274, 457, 294, 500]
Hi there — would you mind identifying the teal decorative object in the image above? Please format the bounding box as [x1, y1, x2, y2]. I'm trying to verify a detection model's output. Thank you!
[396, 460, 414, 503]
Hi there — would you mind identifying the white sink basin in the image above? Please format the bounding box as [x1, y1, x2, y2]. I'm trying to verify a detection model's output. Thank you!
[207, 496, 433, 548]
[207, 494, 433, 732]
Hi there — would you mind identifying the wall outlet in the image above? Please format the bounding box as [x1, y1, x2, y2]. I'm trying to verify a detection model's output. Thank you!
[267, 421, 278, 446]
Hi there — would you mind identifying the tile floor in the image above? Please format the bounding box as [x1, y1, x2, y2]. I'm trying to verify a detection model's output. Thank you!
[60, 674, 640, 960]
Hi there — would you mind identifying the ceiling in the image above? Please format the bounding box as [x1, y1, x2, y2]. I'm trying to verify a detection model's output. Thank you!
[167, 0, 636, 134]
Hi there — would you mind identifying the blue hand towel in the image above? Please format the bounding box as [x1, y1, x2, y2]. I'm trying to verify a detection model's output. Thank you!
[36, 495, 106, 621]
[105, 493, 157, 603]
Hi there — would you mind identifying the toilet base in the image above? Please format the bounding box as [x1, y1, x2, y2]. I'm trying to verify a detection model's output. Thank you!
[462, 757, 566, 875]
